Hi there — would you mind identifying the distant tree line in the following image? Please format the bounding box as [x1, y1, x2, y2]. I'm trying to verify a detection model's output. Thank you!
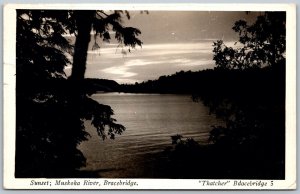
[119, 66, 284, 97]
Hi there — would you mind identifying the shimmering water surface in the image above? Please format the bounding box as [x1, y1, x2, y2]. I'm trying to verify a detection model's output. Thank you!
[78, 93, 223, 178]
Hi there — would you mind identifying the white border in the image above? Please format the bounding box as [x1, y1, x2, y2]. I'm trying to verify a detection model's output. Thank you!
[3, 3, 297, 190]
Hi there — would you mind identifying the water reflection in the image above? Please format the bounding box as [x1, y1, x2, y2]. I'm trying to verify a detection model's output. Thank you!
[78, 93, 223, 178]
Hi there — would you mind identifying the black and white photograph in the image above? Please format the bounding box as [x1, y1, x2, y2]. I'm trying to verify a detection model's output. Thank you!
[3, 3, 296, 190]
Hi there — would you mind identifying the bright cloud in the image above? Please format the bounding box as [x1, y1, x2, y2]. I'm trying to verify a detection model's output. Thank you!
[87, 42, 214, 59]
[178, 59, 214, 67]
[82, 41, 219, 83]
[102, 66, 137, 78]
[124, 59, 162, 67]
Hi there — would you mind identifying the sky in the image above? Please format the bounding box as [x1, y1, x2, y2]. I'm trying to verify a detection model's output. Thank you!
[65, 11, 260, 84]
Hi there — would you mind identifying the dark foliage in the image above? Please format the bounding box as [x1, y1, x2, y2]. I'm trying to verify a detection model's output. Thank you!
[16, 10, 140, 177]
[213, 12, 285, 70]
[160, 129, 284, 179]
[198, 12, 286, 179]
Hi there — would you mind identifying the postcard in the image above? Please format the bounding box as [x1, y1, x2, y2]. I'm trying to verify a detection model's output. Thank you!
[3, 3, 296, 190]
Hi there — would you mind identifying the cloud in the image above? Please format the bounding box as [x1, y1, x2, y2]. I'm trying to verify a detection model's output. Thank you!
[124, 59, 162, 67]
[100, 59, 163, 80]
[169, 58, 192, 64]
[99, 56, 214, 84]
[87, 42, 213, 59]
[102, 66, 137, 78]
[63, 11, 259, 84]
[177, 59, 214, 67]
[141, 43, 213, 55]
[82, 41, 218, 83]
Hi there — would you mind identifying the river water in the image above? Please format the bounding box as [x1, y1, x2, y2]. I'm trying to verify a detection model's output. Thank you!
[78, 93, 223, 178]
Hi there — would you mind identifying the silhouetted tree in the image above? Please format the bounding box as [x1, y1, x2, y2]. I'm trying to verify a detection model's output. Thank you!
[213, 12, 285, 70]
[70, 10, 142, 81]
[16, 10, 142, 177]
[205, 12, 286, 178]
